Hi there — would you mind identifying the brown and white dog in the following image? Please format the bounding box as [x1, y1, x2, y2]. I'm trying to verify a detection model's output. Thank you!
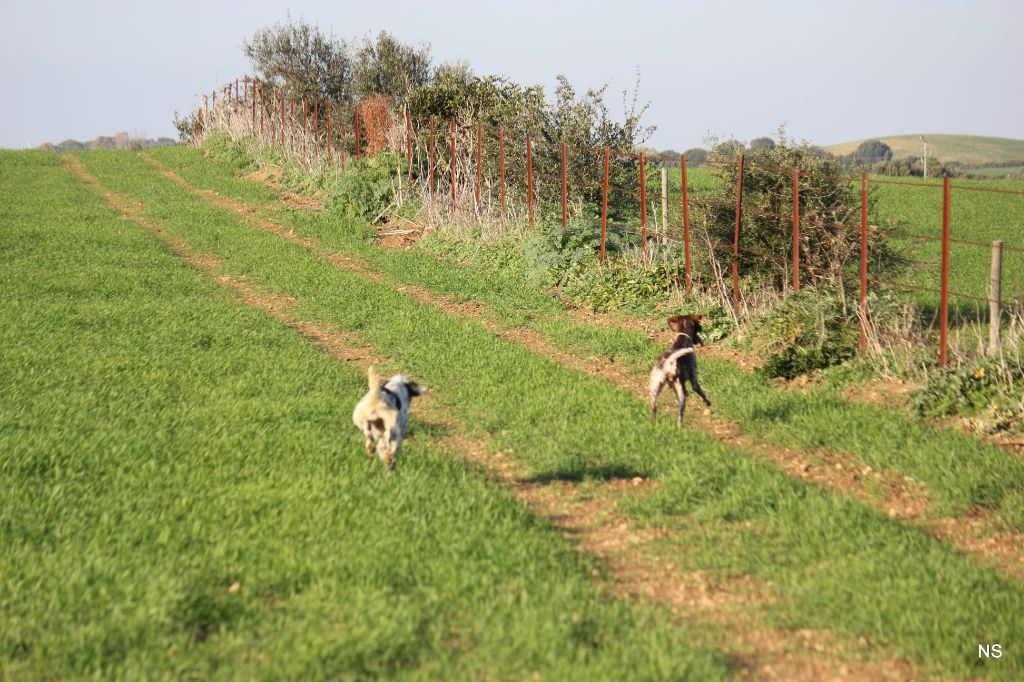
[352, 366, 427, 471]
[649, 315, 711, 426]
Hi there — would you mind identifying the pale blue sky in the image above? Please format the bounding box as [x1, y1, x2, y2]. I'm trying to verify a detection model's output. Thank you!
[2, 0, 1021, 150]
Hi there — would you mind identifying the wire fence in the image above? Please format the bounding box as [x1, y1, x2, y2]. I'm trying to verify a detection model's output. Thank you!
[197, 79, 1024, 367]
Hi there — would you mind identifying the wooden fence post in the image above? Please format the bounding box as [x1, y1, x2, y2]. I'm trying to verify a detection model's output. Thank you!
[989, 240, 1003, 357]
[640, 152, 647, 261]
[661, 166, 668, 235]
[939, 177, 951, 367]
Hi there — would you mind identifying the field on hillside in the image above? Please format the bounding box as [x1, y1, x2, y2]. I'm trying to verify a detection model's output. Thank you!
[824, 134, 1024, 165]
[3, 148, 1024, 680]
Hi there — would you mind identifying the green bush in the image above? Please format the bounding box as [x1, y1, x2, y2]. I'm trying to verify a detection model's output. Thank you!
[522, 221, 601, 285]
[746, 288, 857, 379]
[323, 151, 401, 223]
[912, 360, 1022, 429]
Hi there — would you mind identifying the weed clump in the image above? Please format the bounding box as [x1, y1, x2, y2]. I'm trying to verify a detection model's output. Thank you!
[741, 289, 857, 379]
[323, 151, 403, 223]
[913, 360, 1024, 433]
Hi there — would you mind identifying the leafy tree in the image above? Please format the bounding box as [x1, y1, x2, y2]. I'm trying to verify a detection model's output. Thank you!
[683, 147, 708, 163]
[710, 139, 744, 160]
[806, 145, 833, 160]
[853, 139, 893, 165]
[703, 136, 902, 293]
[243, 18, 354, 104]
[749, 137, 776, 151]
[353, 31, 432, 102]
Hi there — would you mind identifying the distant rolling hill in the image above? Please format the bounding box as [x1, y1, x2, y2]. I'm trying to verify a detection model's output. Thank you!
[824, 134, 1024, 166]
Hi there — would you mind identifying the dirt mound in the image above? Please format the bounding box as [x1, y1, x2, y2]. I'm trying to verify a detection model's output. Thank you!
[244, 166, 283, 189]
[374, 216, 427, 250]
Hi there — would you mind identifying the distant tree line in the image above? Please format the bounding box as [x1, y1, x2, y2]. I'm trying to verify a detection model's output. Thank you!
[657, 136, 964, 178]
[838, 139, 960, 178]
[38, 132, 177, 153]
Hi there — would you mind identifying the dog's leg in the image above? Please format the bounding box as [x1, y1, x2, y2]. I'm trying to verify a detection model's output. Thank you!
[387, 430, 403, 473]
[673, 379, 688, 427]
[649, 368, 666, 421]
[690, 368, 712, 407]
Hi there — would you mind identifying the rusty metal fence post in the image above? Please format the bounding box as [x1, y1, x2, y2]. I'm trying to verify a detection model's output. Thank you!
[339, 115, 346, 173]
[499, 127, 506, 222]
[684, 152, 692, 290]
[792, 168, 800, 292]
[681, 154, 691, 291]
[354, 106, 361, 161]
[302, 99, 308, 160]
[601, 148, 609, 262]
[732, 154, 744, 309]
[527, 135, 534, 225]
[428, 115, 436, 194]
[314, 100, 320, 158]
[561, 141, 568, 228]
[280, 95, 286, 147]
[327, 101, 333, 166]
[476, 122, 482, 209]
[450, 118, 457, 212]
[939, 177, 951, 367]
[859, 172, 869, 349]
[406, 109, 413, 186]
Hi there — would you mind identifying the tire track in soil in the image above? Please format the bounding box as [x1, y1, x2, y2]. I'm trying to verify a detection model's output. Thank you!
[68, 155, 927, 681]
[141, 154, 1024, 580]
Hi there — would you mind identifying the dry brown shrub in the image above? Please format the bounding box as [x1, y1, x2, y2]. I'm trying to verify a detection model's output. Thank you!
[361, 96, 393, 156]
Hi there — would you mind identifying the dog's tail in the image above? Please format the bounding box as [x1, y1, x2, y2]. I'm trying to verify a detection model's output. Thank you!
[662, 347, 695, 367]
[367, 365, 382, 392]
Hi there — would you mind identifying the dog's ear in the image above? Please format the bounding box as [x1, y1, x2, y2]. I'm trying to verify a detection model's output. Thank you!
[667, 315, 684, 332]
[405, 380, 428, 398]
[691, 314, 703, 323]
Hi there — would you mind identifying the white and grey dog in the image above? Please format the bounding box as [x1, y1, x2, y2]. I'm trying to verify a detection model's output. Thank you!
[352, 366, 427, 472]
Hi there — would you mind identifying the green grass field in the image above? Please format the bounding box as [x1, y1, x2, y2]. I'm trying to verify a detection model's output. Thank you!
[824, 134, 1024, 166]
[4, 147, 1024, 679]
[872, 176, 1024, 315]
[965, 165, 1024, 179]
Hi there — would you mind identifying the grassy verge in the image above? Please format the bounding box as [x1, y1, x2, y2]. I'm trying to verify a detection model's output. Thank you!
[83, 148, 1024, 678]
[149, 146, 1024, 526]
[0, 151, 730, 680]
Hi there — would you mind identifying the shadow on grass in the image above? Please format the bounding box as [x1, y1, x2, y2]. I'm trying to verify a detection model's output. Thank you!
[524, 463, 650, 485]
